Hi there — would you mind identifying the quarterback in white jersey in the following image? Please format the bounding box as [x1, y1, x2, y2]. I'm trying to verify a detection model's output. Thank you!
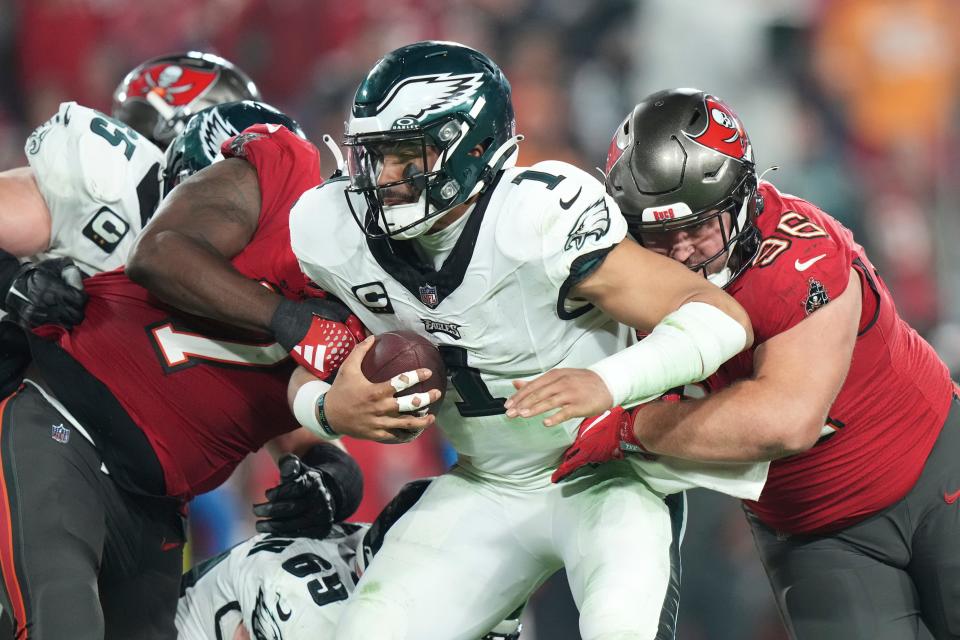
[20, 101, 164, 275]
[286, 42, 760, 640]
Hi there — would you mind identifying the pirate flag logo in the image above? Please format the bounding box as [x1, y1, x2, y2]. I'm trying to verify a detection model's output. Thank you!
[804, 278, 830, 315]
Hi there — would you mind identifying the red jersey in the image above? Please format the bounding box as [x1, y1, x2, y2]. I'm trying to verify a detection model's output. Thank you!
[710, 183, 954, 534]
[37, 125, 323, 500]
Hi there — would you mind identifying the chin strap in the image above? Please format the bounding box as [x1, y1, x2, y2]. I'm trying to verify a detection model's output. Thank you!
[321, 134, 347, 177]
[471, 134, 524, 199]
[757, 165, 780, 182]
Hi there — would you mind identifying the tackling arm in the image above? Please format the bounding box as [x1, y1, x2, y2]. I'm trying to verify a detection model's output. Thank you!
[126, 158, 281, 332]
[634, 268, 862, 462]
[0, 167, 52, 256]
[573, 237, 753, 342]
[574, 237, 753, 407]
[507, 236, 754, 425]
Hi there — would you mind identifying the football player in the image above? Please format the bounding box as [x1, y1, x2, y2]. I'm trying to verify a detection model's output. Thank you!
[176, 478, 523, 640]
[280, 42, 764, 640]
[126, 41, 761, 639]
[558, 89, 960, 640]
[0, 52, 259, 327]
[0, 103, 364, 639]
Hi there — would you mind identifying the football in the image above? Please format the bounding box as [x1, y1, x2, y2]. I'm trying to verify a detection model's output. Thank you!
[361, 330, 448, 411]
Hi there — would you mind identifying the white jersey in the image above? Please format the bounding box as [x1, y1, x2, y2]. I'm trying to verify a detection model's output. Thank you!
[176, 525, 366, 640]
[291, 161, 768, 498]
[292, 162, 630, 480]
[24, 101, 164, 275]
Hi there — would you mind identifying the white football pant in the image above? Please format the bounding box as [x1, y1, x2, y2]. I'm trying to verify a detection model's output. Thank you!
[335, 460, 686, 640]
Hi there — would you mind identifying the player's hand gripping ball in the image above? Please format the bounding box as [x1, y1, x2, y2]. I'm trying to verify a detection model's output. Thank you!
[361, 330, 447, 441]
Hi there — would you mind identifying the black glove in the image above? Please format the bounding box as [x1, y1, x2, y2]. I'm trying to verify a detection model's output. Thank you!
[268, 297, 367, 379]
[254, 454, 339, 538]
[1, 257, 88, 328]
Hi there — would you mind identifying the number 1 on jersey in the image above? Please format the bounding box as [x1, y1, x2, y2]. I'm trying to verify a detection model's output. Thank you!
[439, 345, 507, 417]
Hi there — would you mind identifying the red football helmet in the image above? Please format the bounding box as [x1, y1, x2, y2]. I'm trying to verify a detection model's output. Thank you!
[112, 51, 260, 150]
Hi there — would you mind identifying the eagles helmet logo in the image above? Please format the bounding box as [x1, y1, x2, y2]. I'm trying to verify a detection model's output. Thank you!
[684, 95, 752, 162]
[197, 108, 240, 162]
[565, 197, 611, 251]
[376, 72, 485, 124]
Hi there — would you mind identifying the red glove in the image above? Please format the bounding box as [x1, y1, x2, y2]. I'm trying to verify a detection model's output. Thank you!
[551, 389, 682, 483]
[270, 297, 368, 380]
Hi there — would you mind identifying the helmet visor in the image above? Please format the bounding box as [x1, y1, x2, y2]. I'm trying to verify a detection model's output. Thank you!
[345, 134, 435, 204]
[343, 130, 449, 238]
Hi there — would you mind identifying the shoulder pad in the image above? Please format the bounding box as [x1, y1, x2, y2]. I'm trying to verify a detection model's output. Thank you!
[27, 102, 163, 205]
[738, 195, 855, 340]
[289, 178, 361, 271]
[494, 162, 627, 287]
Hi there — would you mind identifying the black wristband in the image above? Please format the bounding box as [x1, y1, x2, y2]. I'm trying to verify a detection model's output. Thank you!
[301, 443, 364, 522]
[315, 393, 339, 439]
[268, 298, 306, 352]
[268, 297, 353, 352]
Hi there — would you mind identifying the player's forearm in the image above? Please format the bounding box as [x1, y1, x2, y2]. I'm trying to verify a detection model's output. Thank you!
[0, 167, 52, 256]
[127, 229, 280, 332]
[636, 381, 821, 462]
[685, 286, 754, 350]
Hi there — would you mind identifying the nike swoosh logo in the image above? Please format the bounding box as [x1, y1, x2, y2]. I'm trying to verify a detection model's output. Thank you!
[579, 410, 611, 437]
[276, 601, 292, 621]
[63, 105, 71, 126]
[945, 489, 960, 504]
[559, 186, 582, 210]
[795, 254, 827, 272]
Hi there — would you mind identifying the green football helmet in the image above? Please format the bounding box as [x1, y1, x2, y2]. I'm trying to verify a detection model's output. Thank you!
[162, 100, 304, 197]
[344, 41, 520, 239]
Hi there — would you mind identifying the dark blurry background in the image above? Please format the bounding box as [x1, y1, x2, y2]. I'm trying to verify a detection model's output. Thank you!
[3, 1, 960, 638]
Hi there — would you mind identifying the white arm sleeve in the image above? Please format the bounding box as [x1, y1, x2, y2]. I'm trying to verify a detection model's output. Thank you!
[589, 301, 748, 407]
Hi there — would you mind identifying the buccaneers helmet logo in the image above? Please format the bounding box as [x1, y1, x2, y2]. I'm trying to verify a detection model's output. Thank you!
[604, 114, 631, 174]
[127, 63, 219, 107]
[684, 95, 752, 162]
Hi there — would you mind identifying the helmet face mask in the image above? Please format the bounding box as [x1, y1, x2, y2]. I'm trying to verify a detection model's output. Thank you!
[113, 51, 261, 150]
[344, 118, 471, 239]
[606, 89, 761, 288]
[343, 41, 518, 240]
[637, 198, 753, 287]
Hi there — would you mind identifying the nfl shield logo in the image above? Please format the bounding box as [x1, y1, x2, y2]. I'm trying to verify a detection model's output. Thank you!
[419, 284, 439, 308]
[51, 423, 70, 444]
